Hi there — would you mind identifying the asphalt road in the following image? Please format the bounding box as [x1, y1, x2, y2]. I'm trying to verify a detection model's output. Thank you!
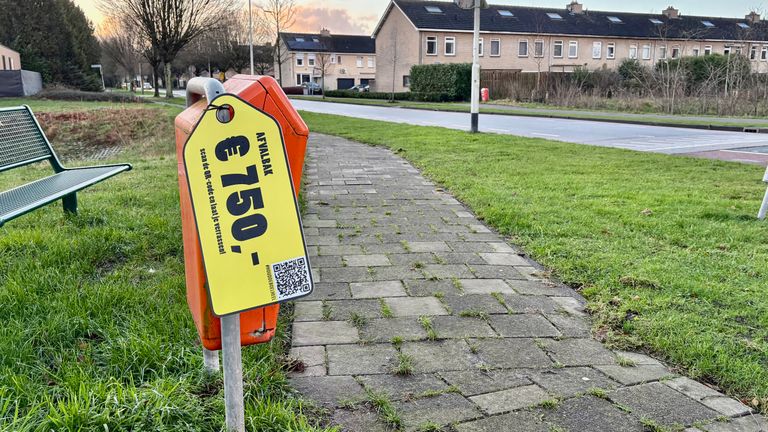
[290, 99, 768, 156]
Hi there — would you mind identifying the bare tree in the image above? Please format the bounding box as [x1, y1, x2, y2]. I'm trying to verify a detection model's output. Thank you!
[258, 0, 296, 86]
[99, 0, 235, 98]
[99, 18, 141, 91]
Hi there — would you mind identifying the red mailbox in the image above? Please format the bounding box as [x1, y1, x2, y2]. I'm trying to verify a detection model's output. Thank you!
[175, 75, 309, 350]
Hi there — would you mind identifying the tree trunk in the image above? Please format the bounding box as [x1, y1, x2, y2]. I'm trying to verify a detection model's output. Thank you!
[153, 63, 161, 98]
[165, 62, 174, 99]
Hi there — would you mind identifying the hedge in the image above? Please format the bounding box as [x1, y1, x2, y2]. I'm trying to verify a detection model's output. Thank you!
[323, 90, 453, 102]
[410, 63, 472, 101]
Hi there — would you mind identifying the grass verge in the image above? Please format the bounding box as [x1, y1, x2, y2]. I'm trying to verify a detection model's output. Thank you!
[290, 96, 768, 129]
[302, 111, 768, 409]
[0, 101, 333, 431]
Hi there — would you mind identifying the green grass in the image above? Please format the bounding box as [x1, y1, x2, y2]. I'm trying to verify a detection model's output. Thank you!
[291, 96, 768, 128]
[302, 111, 768, 409]
[0, 101, 333, 431]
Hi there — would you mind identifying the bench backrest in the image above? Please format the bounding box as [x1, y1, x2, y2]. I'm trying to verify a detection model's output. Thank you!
[0, 106, 56, 173]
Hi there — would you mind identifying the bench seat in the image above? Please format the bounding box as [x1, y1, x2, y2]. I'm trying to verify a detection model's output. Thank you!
[0, 164, 130, 227]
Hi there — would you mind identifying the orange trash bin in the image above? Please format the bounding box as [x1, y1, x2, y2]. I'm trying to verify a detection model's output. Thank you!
[175, 75, 309, 350]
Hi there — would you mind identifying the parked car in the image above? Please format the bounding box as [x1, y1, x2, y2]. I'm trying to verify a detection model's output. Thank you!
[301, 82, 322, 95]
[142, 82, 153, 90]
[348, 85, 370, 93]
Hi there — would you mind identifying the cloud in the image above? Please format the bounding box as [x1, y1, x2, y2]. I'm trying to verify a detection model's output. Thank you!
[291, 6, 373, 34]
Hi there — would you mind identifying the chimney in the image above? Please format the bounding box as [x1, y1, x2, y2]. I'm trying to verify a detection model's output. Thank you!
[746, 11, 761, 24]
[567, 1, 584, 14]
[320, 28, 331, 38]
[663, 6, 679, 19]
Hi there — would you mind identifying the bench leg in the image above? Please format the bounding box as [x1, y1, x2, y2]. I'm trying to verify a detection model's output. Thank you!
[63, 193, 77, 215]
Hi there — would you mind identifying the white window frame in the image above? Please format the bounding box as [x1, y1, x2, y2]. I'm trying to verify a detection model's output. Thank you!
[478, 38, 484, 56]
[671, 47, 680, 59]
[490, 38, 501, 57]
[426, 36, 438, 56]
[568, 41, 578, 59]
[762, 46, 768, 61]
[368, 56, 374, 68]
[356, 56, 363, 67]
[553, 40, 564, 58]
[607, 43, 616, 59]
[296, 54, 304, 67]
[642, 44, 651, 60]
[592, 41, 602, 59]
[534, 39, 545, 58]
[704, 45, 713, 55]
[692, 47, 700, 57]
[296, 73, 310, 86]
[750, 45, 758, 60]
[444, 36, 456, 56]
[659, 46, 667, 59]
[331, 54, 337, 64]
[518, 39, 529, 57]
[307, 54, 316, 67]
[629, 45, 638, 59]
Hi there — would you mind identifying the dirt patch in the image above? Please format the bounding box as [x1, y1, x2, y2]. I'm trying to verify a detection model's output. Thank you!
[36, 108, 173, 161]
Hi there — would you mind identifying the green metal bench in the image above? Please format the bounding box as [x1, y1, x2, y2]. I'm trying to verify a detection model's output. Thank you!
[0, 105, 132, 227]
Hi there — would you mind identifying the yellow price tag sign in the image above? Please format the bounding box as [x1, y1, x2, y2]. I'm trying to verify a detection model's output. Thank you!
[183, 94, 313, 316]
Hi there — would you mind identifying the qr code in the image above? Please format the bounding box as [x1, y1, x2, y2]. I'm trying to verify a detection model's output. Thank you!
[271, 257, 312, 301]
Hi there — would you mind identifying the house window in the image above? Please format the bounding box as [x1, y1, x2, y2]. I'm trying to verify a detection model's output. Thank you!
[426, 36, 437, 55]
[762, 46, 768, 60]
[478, 38, 484, 56]
[337, 56, 342, 64]
[607, 43, 615, 59]
[445, 37, 456, 56]
[553, 40, 563, 58]
[671, 47, 680, 59]
[704, 45, 713, 55]
[519, 40, 529, 57]
[1, 56, 5, 70]
[331, 54, 337, 64]
[296, 74, 310, 85]
[368, 57, 374, 68]
[308, 54, 316, 67]
[534, 40, 544, 58]
[403, 76, 410, 87]
[568, 41, 578, 58]
[692, 47, 700, 56]
[629, 45, 638, 59]
[592, 41, 602, 59]
[751, 46, 758, 60]
[723, 46, 731, 56]
[490, 39, 501, 57]
[642, 45, 651, 60]
[659, 46, 667, 59]
[296, 55, 304, 66]
[356, 57, 363, 67]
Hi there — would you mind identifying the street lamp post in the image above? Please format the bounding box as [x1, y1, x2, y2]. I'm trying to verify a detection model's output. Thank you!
[249, 0, 255, 75]
[454, 0, 487, 133]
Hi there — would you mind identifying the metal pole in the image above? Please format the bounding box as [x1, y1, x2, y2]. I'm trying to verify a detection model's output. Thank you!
[203, 348, 220, 371]
[222, 314, 245, 432]
[470, 0, 481, 133]
[99, 66, 106, 91]
[759, 166, 768, 220]
[249, 0, 255, 75]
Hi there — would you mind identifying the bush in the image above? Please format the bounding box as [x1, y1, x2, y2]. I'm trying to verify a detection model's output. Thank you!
[34, 89, 145, 103]
[410, 63, 472, 101]
[323, 90, 453, 102]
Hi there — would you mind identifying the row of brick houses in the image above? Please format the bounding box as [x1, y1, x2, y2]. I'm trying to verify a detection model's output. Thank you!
[0, 43, 20, 71]
[276, 0, 768, 93]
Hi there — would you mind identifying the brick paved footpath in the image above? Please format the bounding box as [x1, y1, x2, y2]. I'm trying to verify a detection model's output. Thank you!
[289, 134, 766, 432]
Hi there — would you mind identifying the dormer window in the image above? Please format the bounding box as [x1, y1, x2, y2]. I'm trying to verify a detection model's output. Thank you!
[425, 6, 443, 13]
[738, 22, 750, 29]
[702, 20, 715, 28]
[607, 16, 622, 24]
[295, 37, 305, 42]
[547, 12, 563, 20]
[498, 10, 514, 17]
[649, 18, 663, 25]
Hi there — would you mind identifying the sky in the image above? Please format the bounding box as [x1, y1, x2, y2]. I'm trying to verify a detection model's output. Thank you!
[75, 0, 767, 35]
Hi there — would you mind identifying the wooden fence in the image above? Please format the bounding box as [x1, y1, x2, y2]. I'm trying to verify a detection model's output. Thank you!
[480, 70, 570, 101]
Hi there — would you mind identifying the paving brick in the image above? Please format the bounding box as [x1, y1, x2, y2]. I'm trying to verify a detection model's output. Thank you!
[545, 396, 645, 431]
[422, 264, 475, 279]
[361, 318, 428, 342]
[529, 367, 619, 397]
[408, 241, 452, 252]
[331, 408, 389, 432]
[663, 377, 724, 401]
[542, 338, 617, 366]
[702, 415, 768, 432]
[292, 321, 359, 346]
[358, 373, 449, 401]
[350, 280, 406, 298]
[609, 382, 719, 427]
[469, 385, 550, 414]
[401, 340, 479, 373]
[439, 369, 531, 396]
[471, 265, 525, 280]
[290, 375, 365, 407]
[472, 338, 553, 369]
[288, 346, 326, 377]
[405, 279, 462, 297]
[504, 279, 577, 296]
[324, 299, 383, 320]
[700, 397, 752, 417]
[488, 314, 560, 338]
[441, 294, 508, 315]
[294, 301, 323, 322]
[326, 343, 397, 375]
[344, 254, 391, 267]
[552, 296, 587, 316]
[502, 294, 560, 314]
[455, 411, 549, 432]
[386, 296, 449, 317]
[305, 282, 351, 301]
[397, 393, 481, 432]
[479, 253, 530, 266]
[458, 279, 514, 294]
[595, 364, 676, 385]
[430, 316, 498, 338]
